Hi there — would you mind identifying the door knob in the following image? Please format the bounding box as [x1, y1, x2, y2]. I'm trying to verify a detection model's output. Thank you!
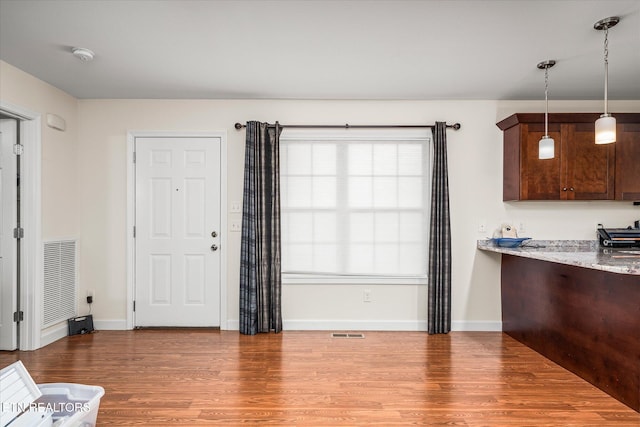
[211, 231, 218, 238]
[211, 244, 218, 251]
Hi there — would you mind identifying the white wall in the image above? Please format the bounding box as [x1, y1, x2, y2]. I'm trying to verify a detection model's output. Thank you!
[0, 61, 79, 238]
[3, 60, 639, 333]
[76, 98, 640, 331]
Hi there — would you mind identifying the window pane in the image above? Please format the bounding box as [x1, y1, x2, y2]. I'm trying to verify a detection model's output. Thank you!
[373, 177, 397, 208]
[375, 212, 399, 243]
[314, 244, 338, 272]
[374, 244, 399, 274]
[314, 213, 337, 243]
[287, 177, 312, 208]
[348, 244, 374, 274]
[348, 177, 372, 208]
[288, 212, 312, 243]
[399, 212, 423, 243]
[373, 144, 397, 176]
[399, 243, 424, 275]
[312, 177, 336, 207]
[350, 213, 374, 243]
[398, 177, 422, 208]
[287, 244, 313, 271]
[287, 144, 311, 175]
[398, 144, 422, 175]
[312, 144, 336, 174]
[348, 144, 372, 175]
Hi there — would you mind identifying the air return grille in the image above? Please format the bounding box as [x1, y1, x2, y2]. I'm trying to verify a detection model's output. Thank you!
[43, 240, 77, 328]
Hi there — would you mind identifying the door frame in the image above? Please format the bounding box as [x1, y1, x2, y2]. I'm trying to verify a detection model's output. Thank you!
[0, 100, 43, 351]
[126, 131, 228, 330]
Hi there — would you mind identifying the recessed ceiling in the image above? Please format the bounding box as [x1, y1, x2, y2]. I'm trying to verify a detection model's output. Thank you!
[1, 0, 639, 100]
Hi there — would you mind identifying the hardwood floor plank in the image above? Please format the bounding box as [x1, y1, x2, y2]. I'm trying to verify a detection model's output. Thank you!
[1, 330, 638, 425]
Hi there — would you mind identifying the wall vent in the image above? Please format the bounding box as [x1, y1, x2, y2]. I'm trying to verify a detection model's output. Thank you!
[43, 240, 77, 328]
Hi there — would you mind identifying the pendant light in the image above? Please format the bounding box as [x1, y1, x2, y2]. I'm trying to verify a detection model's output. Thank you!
[537, 60, 556, 160]
[594, 16, 619, 145]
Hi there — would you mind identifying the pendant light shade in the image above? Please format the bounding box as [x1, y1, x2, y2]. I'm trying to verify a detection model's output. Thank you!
[537, 60, 556, 160]
[594, 17, 619, 145]
[595, 114, 616, 144]
[539, 135, 555, 160]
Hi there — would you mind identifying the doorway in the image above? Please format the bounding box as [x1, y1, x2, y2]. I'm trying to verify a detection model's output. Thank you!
[0, 101, 42, 351]
[131, 133, 226, 327]
[0, 118, 18, 350]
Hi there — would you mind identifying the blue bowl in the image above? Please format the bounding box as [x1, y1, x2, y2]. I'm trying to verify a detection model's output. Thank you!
[492, 237, 531, 248]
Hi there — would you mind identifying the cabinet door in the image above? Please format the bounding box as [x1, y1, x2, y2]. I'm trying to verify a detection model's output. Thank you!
[521, 123, 562, 200]
[564, 123, 615, 200]
[615, 123, 640, 200]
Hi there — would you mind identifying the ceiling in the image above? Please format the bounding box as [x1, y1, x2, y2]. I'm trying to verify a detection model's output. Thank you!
[1, 0, 639, 100]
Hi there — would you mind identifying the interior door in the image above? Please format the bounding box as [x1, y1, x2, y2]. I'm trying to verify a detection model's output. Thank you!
[0, 119, 18, 350]
[135, 137, 221, 327]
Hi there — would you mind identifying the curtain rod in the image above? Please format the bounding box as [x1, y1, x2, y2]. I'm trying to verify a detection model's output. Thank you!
[234, 122, 461, 131]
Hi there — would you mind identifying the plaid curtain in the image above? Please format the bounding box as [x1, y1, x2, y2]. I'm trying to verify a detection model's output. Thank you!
[239, 121, 283, 335]
[428, 122, 452, 334]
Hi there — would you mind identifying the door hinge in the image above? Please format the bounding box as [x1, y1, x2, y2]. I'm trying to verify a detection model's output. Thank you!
[13, 144, 24, 156]
[13, 311, 24, 322]
[133, 301, 136, 312]
[133, 152, 136, 163]
[13, 227, 24, 239]
[133, 226, 136, 238]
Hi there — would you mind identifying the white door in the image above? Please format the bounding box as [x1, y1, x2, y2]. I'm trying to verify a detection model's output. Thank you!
[0, 119, 18, 350]
[135, 137, 221, 327]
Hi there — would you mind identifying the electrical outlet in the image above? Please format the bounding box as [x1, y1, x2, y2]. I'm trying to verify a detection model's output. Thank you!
[478, 222, 486, 233]
[363, 289, 372, 302]
[230, 221, 242, 232]
[519, 222, 526, 233]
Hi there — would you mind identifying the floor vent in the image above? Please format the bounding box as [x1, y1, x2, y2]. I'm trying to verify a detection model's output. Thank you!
[331, 333, 365, 339]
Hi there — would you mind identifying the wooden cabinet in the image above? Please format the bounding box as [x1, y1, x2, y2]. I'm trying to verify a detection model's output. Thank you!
[501, 255, 640, 411]
[616, 122, 640, 200]
[497, 113, 640, 201]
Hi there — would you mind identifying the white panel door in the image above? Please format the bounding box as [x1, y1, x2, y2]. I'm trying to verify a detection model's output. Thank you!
[0, 119, 18, 350]
[135, 137, 221, 326]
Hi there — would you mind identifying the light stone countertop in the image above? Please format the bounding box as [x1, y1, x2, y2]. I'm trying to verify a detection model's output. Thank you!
[477, 239, 640, 276]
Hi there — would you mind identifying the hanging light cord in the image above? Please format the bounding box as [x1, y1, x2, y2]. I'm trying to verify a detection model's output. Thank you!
[603, 24, 609, 115]
[544, 66, 550, 137]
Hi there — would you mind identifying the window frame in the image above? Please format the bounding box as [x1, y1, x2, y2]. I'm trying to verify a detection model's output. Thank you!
[279, 128, 432, 285]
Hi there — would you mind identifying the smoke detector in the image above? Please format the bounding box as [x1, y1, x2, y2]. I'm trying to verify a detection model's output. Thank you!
[72, 47, 95, 62]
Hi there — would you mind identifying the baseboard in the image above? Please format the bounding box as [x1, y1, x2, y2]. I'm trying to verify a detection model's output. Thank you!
[40, 322, 68, 348]
[94, 319, 128, 330]
[284, 320, 429, 331]
[226, 319, 502, 332]
[451, 320, 503, 332]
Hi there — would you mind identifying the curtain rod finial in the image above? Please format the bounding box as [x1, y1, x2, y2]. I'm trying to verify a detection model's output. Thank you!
[451, 123, 461, 130]
[235, 122, 244, 130]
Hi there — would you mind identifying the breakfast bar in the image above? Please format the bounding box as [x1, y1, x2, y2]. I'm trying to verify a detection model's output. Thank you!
[478, 240, 640, 411]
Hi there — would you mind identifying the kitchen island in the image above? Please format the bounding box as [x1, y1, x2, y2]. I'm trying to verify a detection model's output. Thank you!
[478, 240, 640, 412]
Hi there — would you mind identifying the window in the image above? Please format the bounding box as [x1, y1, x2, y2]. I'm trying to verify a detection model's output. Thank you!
[280, 128, 431, 284]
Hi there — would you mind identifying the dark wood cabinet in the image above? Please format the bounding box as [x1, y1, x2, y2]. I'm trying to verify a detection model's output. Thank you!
[616, 122, 640, 200]
[501, 255, 640, 411]
[497, 113, 640, 201]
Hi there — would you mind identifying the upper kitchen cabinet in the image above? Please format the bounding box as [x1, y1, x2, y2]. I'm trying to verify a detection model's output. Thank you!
[615, 122, 640, 200]
[497, 113, 640, 201]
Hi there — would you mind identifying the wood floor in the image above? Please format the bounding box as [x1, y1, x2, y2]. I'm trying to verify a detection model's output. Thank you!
[1, 330, 638, 426]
